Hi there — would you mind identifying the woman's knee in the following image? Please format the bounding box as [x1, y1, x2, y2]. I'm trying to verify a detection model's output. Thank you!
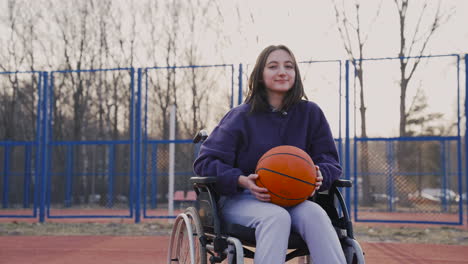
[293, 201, 330, 224]
[260, 206, 291, 227]
[254, 206, 291, 242]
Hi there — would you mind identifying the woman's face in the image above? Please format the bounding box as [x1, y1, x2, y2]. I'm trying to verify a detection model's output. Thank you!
[262, 49, 296, 96]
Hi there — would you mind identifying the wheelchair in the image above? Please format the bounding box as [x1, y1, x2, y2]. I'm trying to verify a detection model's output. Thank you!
[168, 130, 365, 264]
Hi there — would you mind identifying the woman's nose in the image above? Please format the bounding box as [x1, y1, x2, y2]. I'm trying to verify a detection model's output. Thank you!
[278, 66, 286, 75]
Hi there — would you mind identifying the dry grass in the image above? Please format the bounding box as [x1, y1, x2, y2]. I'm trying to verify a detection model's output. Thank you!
[1, 221, 468, 245]
[354, 224, 468, 245]
[0, 221, 172, 236]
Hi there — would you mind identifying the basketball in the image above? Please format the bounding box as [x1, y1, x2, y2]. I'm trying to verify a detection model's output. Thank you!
[255, 145, 317, 207]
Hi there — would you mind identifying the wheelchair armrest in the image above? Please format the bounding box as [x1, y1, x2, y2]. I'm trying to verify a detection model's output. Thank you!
[193, 130, 208, 143]
[189, 176, 223, 238]
[332, 179, 352, 189]
[326, 179, 355, 238]
[190, 176, 217, 184]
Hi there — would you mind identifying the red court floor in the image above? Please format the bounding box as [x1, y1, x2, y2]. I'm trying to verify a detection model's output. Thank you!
[1, 236, 467, 264]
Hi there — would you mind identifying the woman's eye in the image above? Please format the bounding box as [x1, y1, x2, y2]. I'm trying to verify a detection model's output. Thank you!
[285, 65, 294, 69]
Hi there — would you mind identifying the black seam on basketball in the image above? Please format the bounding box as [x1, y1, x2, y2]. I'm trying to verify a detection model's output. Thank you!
[257, 177, 307, 201]
[255, 168, 316, 186]
[258, 152, 314, 168]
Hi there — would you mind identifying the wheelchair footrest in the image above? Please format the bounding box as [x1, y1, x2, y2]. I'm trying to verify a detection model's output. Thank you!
[214, 236, 228, 253]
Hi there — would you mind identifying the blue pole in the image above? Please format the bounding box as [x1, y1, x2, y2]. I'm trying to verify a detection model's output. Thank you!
[2, 145, 10, 208]
[129, 68, 135, 218]
[46, 73, 54, 219]
[238, 64, 243, 106]
[463, 54, 467, 225]
[387, 141, 394, 212]
[34, 73, 43, 217]
[39, 72, 49, 223]
[338, 61, 343, 166]
[142, 144, 147, 215]
[135, 68, 142, 223]
[230, 65, 234, 108]
[24, 145, 32, 208]
[345, 60, 353, 218]
[142, 68, 149, 216]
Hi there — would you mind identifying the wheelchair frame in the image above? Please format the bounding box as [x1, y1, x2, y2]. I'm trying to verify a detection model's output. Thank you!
[167, 131, 365, 264]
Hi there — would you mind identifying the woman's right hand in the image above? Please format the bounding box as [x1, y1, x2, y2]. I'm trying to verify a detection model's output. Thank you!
[238, 174, 271, 202]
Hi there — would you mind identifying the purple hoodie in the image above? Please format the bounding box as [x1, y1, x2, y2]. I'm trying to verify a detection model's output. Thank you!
[193, 100, 342, 196]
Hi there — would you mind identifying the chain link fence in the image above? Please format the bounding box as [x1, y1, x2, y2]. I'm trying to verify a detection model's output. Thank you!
[347, 55, 463, 225]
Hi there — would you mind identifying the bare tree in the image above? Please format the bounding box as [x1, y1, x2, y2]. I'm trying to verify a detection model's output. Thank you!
[0, 0, 47, 205]
[0, 0, 250, 206]
[0, 1, 25, 141]
[179, 0, 226, 137]
[150, 0, 182, 140]
[405, 88, 445, 136]
[333, 0, 381, 139]
[50, 0, 107, 203]
[333, 0, 382, 205]
[394, 0, 452, 137]
[393, 0, 453, 205]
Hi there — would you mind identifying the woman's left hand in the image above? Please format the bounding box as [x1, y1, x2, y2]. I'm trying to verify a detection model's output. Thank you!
[310, 166, 323, 197]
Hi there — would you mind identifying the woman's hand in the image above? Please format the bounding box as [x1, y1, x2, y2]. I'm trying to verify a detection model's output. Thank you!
[238, 174, 271, 202]
[310, 166, 323, 197]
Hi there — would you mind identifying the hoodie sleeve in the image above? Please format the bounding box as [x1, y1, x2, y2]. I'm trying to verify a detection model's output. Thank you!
[193, 109, 245, 195]
[307, 103, 342, 191]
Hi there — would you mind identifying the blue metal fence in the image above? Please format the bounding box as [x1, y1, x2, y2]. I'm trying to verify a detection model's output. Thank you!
[0, 142, 38, 218]
[0, 70, 43, 218]
[1, 56, 466, 225]
[0, 65, 238, 223]
[139, 64, 235, 221]
[45, 68, 136, 221]
[345, 54, 464, 225]
[352, 137, 463, 225]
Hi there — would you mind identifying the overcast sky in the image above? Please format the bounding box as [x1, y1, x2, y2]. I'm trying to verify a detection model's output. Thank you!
[214, 0, 467, 137]
[1, 0, 466, 137]
[215, 0, 467, 64]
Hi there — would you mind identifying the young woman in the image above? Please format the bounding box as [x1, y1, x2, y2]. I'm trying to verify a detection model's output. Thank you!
[194, 45, 346, 264]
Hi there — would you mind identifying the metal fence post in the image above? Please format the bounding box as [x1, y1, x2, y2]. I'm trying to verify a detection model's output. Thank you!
[345, 60, 352, 218]
[238, 63, 243, 106]
[465, 54, 468, 224]
[135, 68, 142, 223]
[39, 71, 49, 223]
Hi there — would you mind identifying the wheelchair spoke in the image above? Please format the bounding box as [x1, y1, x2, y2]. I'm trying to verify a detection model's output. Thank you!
[174, 223, 189, 263]
[168, 207, 208, 264]
[185, 207, 207, 264]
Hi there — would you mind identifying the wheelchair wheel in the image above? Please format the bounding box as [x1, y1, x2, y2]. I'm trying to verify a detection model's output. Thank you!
[342, 237, 365, 264]
[168, 207, 207, 264]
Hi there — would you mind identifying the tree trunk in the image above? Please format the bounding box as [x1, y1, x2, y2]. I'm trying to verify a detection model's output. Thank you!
[357, 65, 372, 206]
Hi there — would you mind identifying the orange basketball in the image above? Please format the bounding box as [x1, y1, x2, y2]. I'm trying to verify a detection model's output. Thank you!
[255, 145, 317, 207]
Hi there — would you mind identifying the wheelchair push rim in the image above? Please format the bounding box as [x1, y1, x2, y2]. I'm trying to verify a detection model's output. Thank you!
[167, 207, 207, 264]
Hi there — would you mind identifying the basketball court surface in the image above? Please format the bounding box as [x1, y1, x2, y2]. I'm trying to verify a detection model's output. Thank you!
[1, 235, 467, 264]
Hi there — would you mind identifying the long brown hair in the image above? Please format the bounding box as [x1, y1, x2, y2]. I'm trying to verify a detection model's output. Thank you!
[245, 45, 307, 113]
